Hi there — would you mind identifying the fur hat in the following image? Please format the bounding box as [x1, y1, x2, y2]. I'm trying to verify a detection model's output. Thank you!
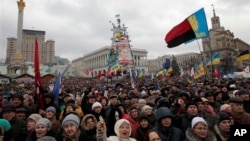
[114, 119, 131, 137]
[0, 119, 11, 133]
[191, 117, 207, 129]
[46, 106, 56, 114]
[28, 114, 42, 122]
[62, 113, 80, 128]
[91, 102, 102, 110]
[36, 118, 52, 130]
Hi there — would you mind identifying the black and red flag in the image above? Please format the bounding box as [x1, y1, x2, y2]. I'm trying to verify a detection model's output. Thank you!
[165, 8, 209, 48]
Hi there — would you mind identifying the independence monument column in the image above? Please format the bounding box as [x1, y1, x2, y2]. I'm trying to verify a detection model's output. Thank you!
[7, 0, 28, 75]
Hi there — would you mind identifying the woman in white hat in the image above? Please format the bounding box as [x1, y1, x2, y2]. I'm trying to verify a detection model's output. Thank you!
[186, 117, 216, 141]
[97, 119, 136, 141]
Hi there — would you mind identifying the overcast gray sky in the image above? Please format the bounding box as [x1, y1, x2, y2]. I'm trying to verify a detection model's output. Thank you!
[1, 0, 249, 62]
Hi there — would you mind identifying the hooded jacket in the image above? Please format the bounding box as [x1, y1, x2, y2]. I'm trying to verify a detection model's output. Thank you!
[153, 107, 185, 141]
[80, 114, 98, 141]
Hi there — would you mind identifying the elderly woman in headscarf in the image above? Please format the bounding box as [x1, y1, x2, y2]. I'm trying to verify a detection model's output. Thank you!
[186, 117, 216, 141]
[97, 119, 136, 141]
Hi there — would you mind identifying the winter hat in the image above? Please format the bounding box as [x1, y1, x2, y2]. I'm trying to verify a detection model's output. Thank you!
[220, 104, 230, 111]
[28, 114, 42, 122]
[2, 104, 16, 113]
[37, 136, 57, 141]
[12, 94, 24, 101]
[186, 101, 198, 110]
[156, 107, 174, 121]
[114, 119, 131, 137]
[109, 94, 118, 99]
[36, 118, 52, 130]
[217, 112, 231, 125]
[237, 89, 249, 95]
[46, 106, 56, 114]
[201, 97, 208, 102]
[191, 117, 208, 129]
[62, 113, 80, 128]
[15, 107, 27, 113]
[0, 119, 11, 132]
[192, 97, 202, 103]
[232, 90, 239, 97]
[141, 105, 152, 112]
[91, 102, 102, 110]
[205, 91, 214, 97]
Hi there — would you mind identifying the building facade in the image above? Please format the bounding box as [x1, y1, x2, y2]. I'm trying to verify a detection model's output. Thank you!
[148, 55, 172, 74]
[175, 52, 201, 70]
[71, 46, 148, 77]
[6, 29, 55, 65]
[202, 8, 250, 75]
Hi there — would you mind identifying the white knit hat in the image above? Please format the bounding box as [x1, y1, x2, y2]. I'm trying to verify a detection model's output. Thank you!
[220, 104, 230, 111]
[114, 119, 131, 137]
[141, 105, 152, 112]
[92, 102, 102, 110]
[191, 117, 207, 129]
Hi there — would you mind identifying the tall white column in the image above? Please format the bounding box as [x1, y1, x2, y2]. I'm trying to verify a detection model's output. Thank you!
[16, 0, 25, 53]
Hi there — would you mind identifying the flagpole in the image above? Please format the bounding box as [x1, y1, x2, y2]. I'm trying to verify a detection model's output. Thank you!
[34, 37, 44, 110]
[196, 40, 208, 82]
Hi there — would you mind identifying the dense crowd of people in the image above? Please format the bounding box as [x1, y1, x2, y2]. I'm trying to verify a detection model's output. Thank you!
[0, 76, 250, 141]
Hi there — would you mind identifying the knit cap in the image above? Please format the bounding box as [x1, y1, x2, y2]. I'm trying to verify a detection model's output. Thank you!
[217, 112, 231, 125]
[114, 119, 131, 137]
[28, 114, 42, 122]
[191, 117, 208, 129]
[0, 119, 11, 133]
[37, 136, 57, 141]
[91, 102, 102, 110]
[62, 114, 80, 128]
[36, 118, 52, 130]
[46, 106, 56, 114]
